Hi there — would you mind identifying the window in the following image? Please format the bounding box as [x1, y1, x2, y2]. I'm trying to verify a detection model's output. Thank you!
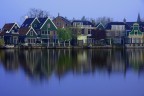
[82, 29, 84, 34]
[48, 31, 50, 34]
[30, 31, 33, 36]
[88, 29, 91, 34]
[11, 30, 14, 33]
[45, 31, 47, 35]
[134, 31, 138, 35]
[15, 26, 17, 29]
[42, 31, 45, 35]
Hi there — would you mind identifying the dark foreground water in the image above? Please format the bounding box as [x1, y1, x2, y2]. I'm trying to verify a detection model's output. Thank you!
[0, 49, 144, 96]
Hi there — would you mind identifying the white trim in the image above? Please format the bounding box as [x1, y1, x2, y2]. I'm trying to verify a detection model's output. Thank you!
[10, 23, 20, 33]
[30, 17, 40, 26]
[40, 18, 57, 29]
[96, 22, 105, 29]
[26, 27, 38, 35]
[9, 24, 15, 32]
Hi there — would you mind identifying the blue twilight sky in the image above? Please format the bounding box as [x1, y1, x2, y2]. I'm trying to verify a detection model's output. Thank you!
[0, 0, 144, 28]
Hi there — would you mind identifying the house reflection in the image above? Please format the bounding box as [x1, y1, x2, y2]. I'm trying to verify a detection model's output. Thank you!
[0, 49, 144, 81]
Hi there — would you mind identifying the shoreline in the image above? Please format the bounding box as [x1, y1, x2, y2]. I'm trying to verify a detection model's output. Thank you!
[1, 45, 144, 49]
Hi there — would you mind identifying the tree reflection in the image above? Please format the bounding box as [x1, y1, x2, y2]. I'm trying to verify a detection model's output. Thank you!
[0, 49, 144, 81]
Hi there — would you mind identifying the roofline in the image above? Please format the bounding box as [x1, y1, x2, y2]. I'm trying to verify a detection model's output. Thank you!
[96, 22, 105, 29]
[9, 23, 16, 32]
[30, 17, 40, 26]
[9, 23, 20, 32]
[40, 18, 57, 29]
[26, 27, 37, 35]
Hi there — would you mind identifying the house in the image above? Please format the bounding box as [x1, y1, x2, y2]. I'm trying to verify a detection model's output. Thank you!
[19, 17, 57, 45]
[18, 26, 37, 45]
[90, 23, 106, 45]
[53, 14, 71, 28]
[0, 23, 20, 44]
[126, 22, 144, 47]
[71, 20, 95, 46]
[105, 22, 130, 45]
[37, 18, 57, 44]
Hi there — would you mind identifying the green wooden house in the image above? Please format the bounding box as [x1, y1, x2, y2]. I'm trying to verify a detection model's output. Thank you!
[128, 23, 144, 46]
[37, 18, 57, 44]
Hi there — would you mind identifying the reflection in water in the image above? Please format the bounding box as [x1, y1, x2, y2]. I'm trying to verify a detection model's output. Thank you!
[0, 49, 144, 81]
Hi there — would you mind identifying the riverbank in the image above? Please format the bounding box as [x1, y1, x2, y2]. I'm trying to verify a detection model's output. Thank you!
[1, 45, 144, 49]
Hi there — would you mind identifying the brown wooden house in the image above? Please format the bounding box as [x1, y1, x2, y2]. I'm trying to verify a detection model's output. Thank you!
[53, 14, 71, 28]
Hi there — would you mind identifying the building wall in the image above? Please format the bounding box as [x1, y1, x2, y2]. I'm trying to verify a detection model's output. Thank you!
[53, 17, 71, 28]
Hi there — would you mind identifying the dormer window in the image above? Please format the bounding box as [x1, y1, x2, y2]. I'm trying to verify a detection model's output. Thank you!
[15, 26, 17, 29]
[30, 31, 33, 36]
[11, 30, 14, 33]
[134, 30, 138, 35]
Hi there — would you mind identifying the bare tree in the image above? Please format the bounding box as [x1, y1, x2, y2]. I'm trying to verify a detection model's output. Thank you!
[27, 8, 50, 18]
[96, 17, 113, 26]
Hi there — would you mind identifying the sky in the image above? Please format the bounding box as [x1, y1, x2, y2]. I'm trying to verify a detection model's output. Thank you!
[0, 0, 144, 28]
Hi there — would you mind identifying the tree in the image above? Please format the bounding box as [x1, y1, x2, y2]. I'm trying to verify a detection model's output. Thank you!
[71, 27, 82, 46]
[81, 16, 87, 21]
[123, 18, 126, 23]
[137, 13, 141, 22]
[57, 28, 72, 47]
[27, 8, 50, 18]
[91, 29, 106, 45]
[0, 38, 5, 47]
[96, 17, 113, 26]
[90, 18, 96, 26]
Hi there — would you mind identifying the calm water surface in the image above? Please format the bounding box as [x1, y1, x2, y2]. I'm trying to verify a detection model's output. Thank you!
[0, 49, 144, 96]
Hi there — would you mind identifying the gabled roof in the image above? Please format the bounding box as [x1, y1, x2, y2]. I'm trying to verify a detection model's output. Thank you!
[38, 18, 47, 29]
[105, 22, 130, 30]
[21, 17, 40, 28]
[96, 22, 105, 29]
[129, 22, 144, 32]
[0, 23, 16, 36]
[18, 27, 30, 35]
[19, 27, 37, 36]
[40, 18, 57, 29]
[53, 16, 71, 24]
[72, 20, 95, 27]
[21, 18, 35, 28]
[2, 23, 15, 31]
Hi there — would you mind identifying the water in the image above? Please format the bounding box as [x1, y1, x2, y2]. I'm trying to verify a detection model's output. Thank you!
[0, 49, 144, 96]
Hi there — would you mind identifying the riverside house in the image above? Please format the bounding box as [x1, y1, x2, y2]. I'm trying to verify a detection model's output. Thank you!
[18, 17, 40, 45]
[126, 22, 144, 47]
[0, 23, 20, 45]
[18, 17, 57, 46]
[105, 22, 130, 45]
[90, 23, 106, 45]
[37, 18, 57, 45]
[53, 14, 71, 28]
[71, 20, 95, 46]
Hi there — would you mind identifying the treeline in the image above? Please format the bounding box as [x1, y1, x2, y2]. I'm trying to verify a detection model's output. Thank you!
[22, 8, 113, 26]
